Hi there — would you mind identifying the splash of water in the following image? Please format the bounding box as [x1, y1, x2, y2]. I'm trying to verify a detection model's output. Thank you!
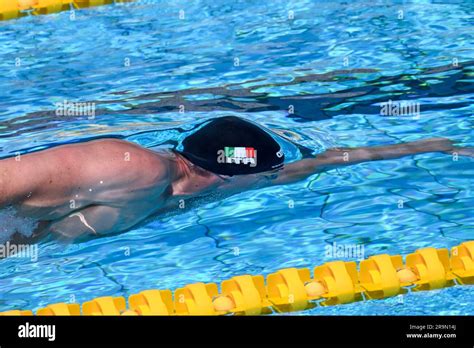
[0, 207, 39, 244]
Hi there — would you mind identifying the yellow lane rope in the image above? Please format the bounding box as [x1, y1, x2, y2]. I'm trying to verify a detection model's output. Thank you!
[0, 0, 133, 21]
[1, 241, 472, 316]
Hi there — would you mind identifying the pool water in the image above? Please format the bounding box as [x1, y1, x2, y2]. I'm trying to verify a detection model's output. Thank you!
[0, 0, 473, 314]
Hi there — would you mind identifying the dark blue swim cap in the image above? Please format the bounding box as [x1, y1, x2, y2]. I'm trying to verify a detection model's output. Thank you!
[178, 116, 284, 176]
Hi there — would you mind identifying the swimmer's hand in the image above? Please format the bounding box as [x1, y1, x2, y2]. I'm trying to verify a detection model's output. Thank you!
[410, 137, 474, 157]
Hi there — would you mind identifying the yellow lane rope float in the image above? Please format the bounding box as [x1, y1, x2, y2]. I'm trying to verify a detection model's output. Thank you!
[0, 240, 472, 316]
[0, 0, 132, 21]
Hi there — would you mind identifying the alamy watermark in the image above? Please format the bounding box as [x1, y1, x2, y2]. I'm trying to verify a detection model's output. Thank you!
[217, 147, 257, 167]
[325, 242, 365, 260]
[0, 241, 38, 262]
[55, 100, 96, 119]
[380, 99, 420, 119]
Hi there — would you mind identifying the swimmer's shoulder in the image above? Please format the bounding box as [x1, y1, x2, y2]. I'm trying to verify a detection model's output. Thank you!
[78, 138, 173, 187]
[36, 138, 171, 193]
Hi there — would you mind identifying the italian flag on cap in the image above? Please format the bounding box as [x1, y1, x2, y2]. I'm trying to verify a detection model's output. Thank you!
[224, 147, 256, 158]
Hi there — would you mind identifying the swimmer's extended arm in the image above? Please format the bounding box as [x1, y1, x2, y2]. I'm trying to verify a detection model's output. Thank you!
[269, 138, 472, 186]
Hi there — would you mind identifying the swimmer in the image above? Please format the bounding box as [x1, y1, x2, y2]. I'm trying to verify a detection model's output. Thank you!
[0, 116, 472, 244]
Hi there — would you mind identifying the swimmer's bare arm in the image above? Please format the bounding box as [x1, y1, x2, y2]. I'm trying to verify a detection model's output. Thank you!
[44, 204, 154, 240]
[9, 205, 122, 243]
[267, 138, 472, 186]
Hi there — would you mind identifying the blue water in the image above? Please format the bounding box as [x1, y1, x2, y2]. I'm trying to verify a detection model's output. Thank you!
[0, 0, 473, 314]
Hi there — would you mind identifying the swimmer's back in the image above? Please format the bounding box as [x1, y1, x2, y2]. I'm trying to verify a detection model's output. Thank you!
[0, 139, 170, 213]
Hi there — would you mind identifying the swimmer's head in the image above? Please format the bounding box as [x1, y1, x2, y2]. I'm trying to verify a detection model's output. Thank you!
[178, 116, 285, 176]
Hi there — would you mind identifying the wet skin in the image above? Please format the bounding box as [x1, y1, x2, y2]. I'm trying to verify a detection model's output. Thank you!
[0, 137, 471, 243]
